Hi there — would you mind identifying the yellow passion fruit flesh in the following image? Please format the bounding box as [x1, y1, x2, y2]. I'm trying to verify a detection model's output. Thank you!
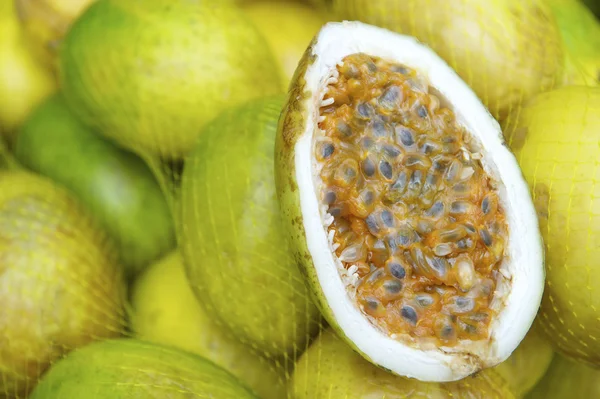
[276, 21, 544, 382]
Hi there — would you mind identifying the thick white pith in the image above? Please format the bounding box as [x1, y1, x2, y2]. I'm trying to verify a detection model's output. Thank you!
[293, 22, 544, 382]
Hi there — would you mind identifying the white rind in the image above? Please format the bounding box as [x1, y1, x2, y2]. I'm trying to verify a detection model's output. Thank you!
[294, 21, 544, 382]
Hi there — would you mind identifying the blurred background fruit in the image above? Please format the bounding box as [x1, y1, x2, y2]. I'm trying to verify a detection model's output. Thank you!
[0, 170, 126, 398]
[29, 339, 260, 398]
[242, 1, 328, 88]
[14, 94, 176, 278]
[59, 0, 284, 160]
[180, 96, 322, 360]
[507, 85, 600, 367]
[525, 354, 600, 398]
[130, 251, 288, 399]
[0, 0, 55, 147]
[15, 0, 96, 75]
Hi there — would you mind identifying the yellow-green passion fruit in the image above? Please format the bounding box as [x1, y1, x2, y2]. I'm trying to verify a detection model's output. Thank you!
[276, 21, 544, 382]
[507, 85, 600, 367]
[180, 96, 322, 360]
[29, 339, 260, 398]
[59, 0, 283, 159]
[0, 171, 126, 398]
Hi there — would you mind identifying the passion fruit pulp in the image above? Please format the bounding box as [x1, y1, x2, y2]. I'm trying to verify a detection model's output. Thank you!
[276, 21, 544, 382]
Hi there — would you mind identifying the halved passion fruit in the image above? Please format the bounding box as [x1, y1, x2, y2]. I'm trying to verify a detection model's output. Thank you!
[275, 21, 545, 382]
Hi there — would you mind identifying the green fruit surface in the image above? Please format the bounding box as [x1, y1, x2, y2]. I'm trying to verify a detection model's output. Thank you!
[325, 0, 564, 120]
[0, 171, 126, 398]
[130, 251, 288, 399]
[290, 329, 515, 399]
[15, 93, 175, 277]
[29, 339, 259, 399]
[493, 326, 554, 398]
[59, 0, 283, 159]
[525, 354, 600, 398]
[180, 96, 322, 359]
[508, 86, 600, 366]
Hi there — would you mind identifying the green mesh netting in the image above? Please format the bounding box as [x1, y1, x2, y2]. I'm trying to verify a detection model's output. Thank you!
[1, 0, 599, 397]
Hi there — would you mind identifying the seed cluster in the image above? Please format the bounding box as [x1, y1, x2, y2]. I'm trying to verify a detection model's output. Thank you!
[316, 53, 508, 346]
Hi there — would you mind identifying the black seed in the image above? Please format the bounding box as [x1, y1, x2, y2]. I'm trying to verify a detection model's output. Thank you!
[457, 238, 471, 250]
[391, 172, 408, 193]
[432, 158, 448, 173]
[357, 103, 374, 119]
[469, 312, 489, 322]
[381, 210, 394, 227]
[396, 127, 415, 146]
[401, 306, 418, 325]
[425, 171, 439, 187]
[408, 170, 423, 191]
[321, 143, 334, 158]
[460, 321, 478, 334]
[482, 196, 491, 214]
[384, 280, 403, 294]
[383, 145, 401, 158]
[396, 230, 411, 247]
[379, 160, 393, 180]
[367, 61, 378, 73]
[361, 158, 376, 177]
[425, 201, 444, 218]
[389, 263, 406, 279]
[442, 136, 456, 144]
[464, 223, 477, 233]
[362, 190, 375, 205]
[417, 105, 428, 118]
[386, 235, 398, 252]
[415, 294, 434, 307]
[367, 269, 385, 283]
[379, 86, 401, 109]
[360, 137, 374, 150]
[480, 229, 493, 246]
[441, 324, 454, 339]
[454, 297, 475, 313]
[324, 191, 336, 204]
[337, 121, 353, 137]
[453, 183, 469, 193]
[329, 207, 341, 217]
[366, 213, 380, 235]
[371, 120, 392, 138]
[450, 201, 470, 215]
[366, 297, 379, 311]
[391, 65, 409, 74]
[430, 257, 448, 276]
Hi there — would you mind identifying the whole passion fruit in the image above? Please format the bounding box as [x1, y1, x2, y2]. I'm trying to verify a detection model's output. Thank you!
[0, 170, 126, 398]
[130, 251, 288, 399]
[290, 329, 515, 398]
[29, 339, 259, 398]
[507, 86, 600, 367]
[275, 21, 544, 382]
[15, 93, 175, 277]
[60, 0, 283, 159]
[320, 0, 564, 120]
[180, 96, 322, 360]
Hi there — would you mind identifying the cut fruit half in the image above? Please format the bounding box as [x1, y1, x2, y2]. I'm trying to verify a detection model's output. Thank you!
[275, 21, 545, 382]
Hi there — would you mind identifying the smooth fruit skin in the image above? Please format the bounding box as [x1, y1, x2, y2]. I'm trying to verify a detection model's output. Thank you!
[525, 354, 600, 398]
[243, 1, 327, 88]
[59, 0, 283, 159]
[29, 339, 260, 398]
[508, 86, 600, 367]
[15, 0, 96, 74]
[15, 93, 175, 277]
[180, 96, 322, 360]
[493, 326, 554, 398]
[325, 0, 564, 120]
[0, 0, 55, 146]
[290, 329, 515, 399]
[130, 251, 288, 399]
[0, 171, 126, 398]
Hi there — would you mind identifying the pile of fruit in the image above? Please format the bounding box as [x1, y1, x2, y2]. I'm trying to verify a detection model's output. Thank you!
[1, 0, 599, 398]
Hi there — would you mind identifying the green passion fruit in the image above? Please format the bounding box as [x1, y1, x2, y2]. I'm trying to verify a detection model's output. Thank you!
[507, 86, 600, 367]
[180, 96, 322, 360]
[321, 0, 564, 120]
[15, 93, 175, 277]
[29, 339, 260, 399]
[59, 0, 283, 159]
[290, 329, 515, 399]
[276, 21, 544, 382]
[130, 251, 288, 399]
[0, 170, 126, 398]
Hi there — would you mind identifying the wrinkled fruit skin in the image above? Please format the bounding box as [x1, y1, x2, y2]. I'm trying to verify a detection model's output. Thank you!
[507, 86, 600, 367]
[15, 93, 176, 277]
[60, 0, 283, 159]
[325, 0, 564, 120]
[493, 325, 554, 398]
[28, 339, 260, 398]
[290, 329, 515, 399]
[525, 354, 600, 399]
[15, 0, 96, 73]
[130, 251, 288, 399]
[0, 0, 55, 146]
[180, 96, 322, 360]
[0, 171, 126, 398]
